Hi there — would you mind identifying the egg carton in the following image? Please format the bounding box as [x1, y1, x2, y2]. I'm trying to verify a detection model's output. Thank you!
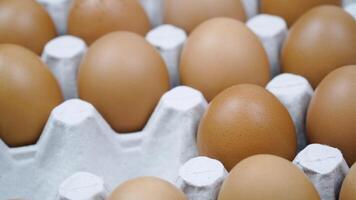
[0, 31, 325, 199]
[0, 85, 207, 199]
[56, 143, 350, 200]
[3, 1, 355, 199]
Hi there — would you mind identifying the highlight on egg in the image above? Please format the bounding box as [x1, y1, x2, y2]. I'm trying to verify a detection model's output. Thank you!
[339, 163, 356, 200]
[164, 0, 246, 33]
[108, 177, 187, 200]
[78, 31, 170, 133]
[307, 65, 356, 166]
[281, 5, 356, 88]
[218, 155, 321, 200]
[0, 0, 57, 55]
[197, 84, 297, 171]
[260, 0, 341, 27]
[180, 18, 270, 102]
[68, 0, 151, 45]
[0, 44, 63, 147]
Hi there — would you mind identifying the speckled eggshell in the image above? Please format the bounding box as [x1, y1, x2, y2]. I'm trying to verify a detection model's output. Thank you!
[0, 44, 63, 147]
[78, 31, 170, 133]
[281, 6, 356, 88]
[68, 0, 150, 45]
[180, 18, 270, 102]
[260, 0, 341, 26]
[340, 164, 356, 200]
[164, 0, 246, 33]
[108, 177, 187, 200]
[307, 65, 356, 165]
[0, 0, 57, 55]
[218, 155, 321, 200]
[197, 84, 297, 171]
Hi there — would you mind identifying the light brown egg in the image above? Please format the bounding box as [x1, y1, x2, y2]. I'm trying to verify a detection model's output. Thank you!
[218, 155, 321, 200]
[0, 0, 57, 55]
[108, 177, 187, 200]
[0, 44, 63, 147]
[180, 18, 270, 102]
[68, 0, 150, 45]
[197, 84, 296, 171]
[307, 65, 356, 165]
[282, 6, 356, 88]
[78, 31, 169, 133]
[260, 0, 341, 27]
[340, 164, 356, 200]
[164, 0, 246, 33]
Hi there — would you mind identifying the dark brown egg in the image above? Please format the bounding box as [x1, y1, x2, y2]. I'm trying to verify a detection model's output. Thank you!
[164, 0, 246, 33]
[282, 6, 356, 88]
[218, 155, 320, 200]
[68, 0, 150, 45]
[108, 177, 187, 200]
[260, 0, 341, 27]
[197, 84, 297, 170]
[78, 31, 169, 133]
[0, 0, 57, 55]
[180, 18, 270, 102]
[0, 44, 63, 147]
[340, 164, 356, 200]
[307, 65, 356, 165]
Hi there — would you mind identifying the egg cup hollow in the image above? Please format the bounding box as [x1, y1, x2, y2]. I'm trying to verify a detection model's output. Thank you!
[0, 86, 207, 200]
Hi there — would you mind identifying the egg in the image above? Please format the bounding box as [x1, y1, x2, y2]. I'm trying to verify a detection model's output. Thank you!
[0, 0, 57, 55]
[78, 31, 169, 133]
[260, 0, 341, 27]
[108, 177, 187, 200]
[281, 6, 356, 88]
[197, 84, 297, 170]
[164, 0, 246, 33]
[180, 18, 270, 102]
[218, 155, 321, 200]
[0, 44, 63, 147]
[68, 0, 150, 45]
[339, 164, 356, 200]
[307, 65, 356, 165]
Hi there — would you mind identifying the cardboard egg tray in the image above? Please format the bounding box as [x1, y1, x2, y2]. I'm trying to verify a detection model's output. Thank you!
[1, 0, 356, 199]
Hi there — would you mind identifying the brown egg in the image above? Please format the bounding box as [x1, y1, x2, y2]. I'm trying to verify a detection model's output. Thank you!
[197, 84, 297, 170]
[260, 0, 341, 27]
[340, 164, 356, 200]
[0, 0, 57, 55]
[78, 31, 169, 133]
[0, 44, 63, 147]
[282, 6, 356, 88]
[108, 177, 187, 200]
[180, 18, 270, 102]
[68, 0, 150, 45]
[307, 65, 356, 165]
[164, 0, 246, 33]
[218, 155, 320, 200]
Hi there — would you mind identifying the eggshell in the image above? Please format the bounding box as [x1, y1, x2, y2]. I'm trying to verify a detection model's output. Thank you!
[260, 0, 341, 26]
[0, 44, 63, 147]
[78, 31, 170, 133]
[0, 0, 57, 55]
[281, 6, 356, 88]
[180, 18, 270, 102]
[218, 155, 321, 200]
[68, 0, 150, 45]
[340, 164, 356, 200]
[307, 65, 356, 165]
[197, 84, 297, 171]
[164, 0, 246, 33]
[108, 177, 187, 200]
